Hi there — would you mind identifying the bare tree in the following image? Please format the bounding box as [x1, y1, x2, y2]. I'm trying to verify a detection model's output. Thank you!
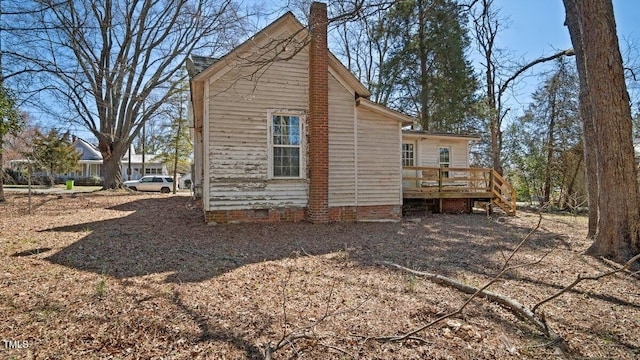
[471, 0, 575, 175]
[563, 0, 640, 261]
[4, 0, 244, 188]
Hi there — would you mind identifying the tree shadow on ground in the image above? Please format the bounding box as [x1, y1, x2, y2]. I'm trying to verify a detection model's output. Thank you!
[45, 196, 556, 284]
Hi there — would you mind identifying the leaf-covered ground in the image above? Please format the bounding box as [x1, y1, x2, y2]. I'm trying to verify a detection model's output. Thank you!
[1, 192, 638, 359]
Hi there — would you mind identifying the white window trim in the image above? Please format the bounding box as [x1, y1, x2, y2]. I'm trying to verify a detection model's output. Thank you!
[439, 146, 451, 167]
[267, 110, 306, 179]
[439, 145, 451, 178]
[402, 141, 416, 167]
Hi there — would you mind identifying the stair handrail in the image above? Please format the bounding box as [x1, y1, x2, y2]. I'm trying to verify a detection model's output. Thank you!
[490, 169, 517, 215]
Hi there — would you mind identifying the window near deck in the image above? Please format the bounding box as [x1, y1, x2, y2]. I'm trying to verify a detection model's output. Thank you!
[402, 143, 415, 167]
[439, 146, 450, 178]
[269, 114, 304, 178]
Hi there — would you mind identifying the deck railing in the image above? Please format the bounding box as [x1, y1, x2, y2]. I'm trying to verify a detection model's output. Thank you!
[402, 166, 516, 215]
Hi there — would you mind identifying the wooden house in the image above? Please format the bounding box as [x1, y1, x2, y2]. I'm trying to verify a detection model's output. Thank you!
[188, 2, 515, 224]
[188, 3, 412, 224]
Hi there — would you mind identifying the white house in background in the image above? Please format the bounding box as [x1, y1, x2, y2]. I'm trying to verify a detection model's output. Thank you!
[73, 137, 103, 178]
[9, 137, 168, 181]
[71, 137, 167, 180]
[121, 146, 168, 181]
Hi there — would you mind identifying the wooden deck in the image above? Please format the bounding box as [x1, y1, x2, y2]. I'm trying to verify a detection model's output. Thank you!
[402, 166, 516, 215]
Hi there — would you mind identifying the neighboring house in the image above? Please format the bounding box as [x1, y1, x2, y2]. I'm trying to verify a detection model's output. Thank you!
[8, 137, 102, 180]
[121, 147, 168, 181]
[48, 137, 166, 180]
[178, 173, 192, 190]
[8, 136, 168, 181]
[73, 137, 103, 178]
[73, 137, 167, 180]
[188, 3, 412, 224]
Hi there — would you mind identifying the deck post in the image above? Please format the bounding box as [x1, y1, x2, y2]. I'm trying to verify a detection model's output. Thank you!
[489, 169, 494, 193]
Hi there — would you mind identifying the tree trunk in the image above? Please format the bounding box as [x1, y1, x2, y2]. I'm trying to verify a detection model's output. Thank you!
[565, 2, 598, 236]
[418, 1, 430, 131]
[563, 150, 583, 209]
[97, 135, 125, 189]
[0, 146, 5, 202]
[583, 111, 598, 237]
[563, 0, 640, 260]
[490, 116, 503, 175]
[543, 93, 557, 205]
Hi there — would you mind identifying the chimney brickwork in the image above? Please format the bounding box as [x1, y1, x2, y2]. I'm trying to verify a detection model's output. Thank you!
[307, 2, 329, 224]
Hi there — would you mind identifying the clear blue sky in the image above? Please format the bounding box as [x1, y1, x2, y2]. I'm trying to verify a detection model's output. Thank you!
[489, 0, 640, 116]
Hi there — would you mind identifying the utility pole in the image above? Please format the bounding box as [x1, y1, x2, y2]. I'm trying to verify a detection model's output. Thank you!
[141, 101, 146, 176]
[172, 91, 183, 194]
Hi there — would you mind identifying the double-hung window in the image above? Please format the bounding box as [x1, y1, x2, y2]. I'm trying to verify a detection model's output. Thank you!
[439, 146, 450, 178]
[269, 113, 304, 178]
[402, 142, 415, 167]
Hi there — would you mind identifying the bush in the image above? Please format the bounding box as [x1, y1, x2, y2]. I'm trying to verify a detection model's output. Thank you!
[73, 176, 104, 186]
[2, 168, 22, 185]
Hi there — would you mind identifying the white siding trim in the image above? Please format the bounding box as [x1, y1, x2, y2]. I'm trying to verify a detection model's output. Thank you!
[398, 123, 403, 205]
[266, 109, 307, 180]
[203, 80, 211, 211]
[353, 100, 358, 206]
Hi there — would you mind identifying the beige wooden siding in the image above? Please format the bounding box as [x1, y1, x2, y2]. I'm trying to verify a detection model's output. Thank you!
[416, 138, 470, 168]
[205, 38, 309, 210]
[356, 108, 402, 205]
[328, 73, 356, 206]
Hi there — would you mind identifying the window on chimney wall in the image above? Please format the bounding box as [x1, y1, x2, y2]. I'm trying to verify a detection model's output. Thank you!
[268, 111, 305, 179]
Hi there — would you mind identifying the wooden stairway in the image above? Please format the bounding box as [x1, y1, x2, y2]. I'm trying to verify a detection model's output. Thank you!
[489, 170, 516, 216]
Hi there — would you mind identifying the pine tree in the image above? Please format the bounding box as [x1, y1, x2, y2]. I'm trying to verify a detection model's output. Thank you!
[381, 0, 478, 132]
[0, 83, 23, 201]
[509, 60, 582, 206]
[154, 78, 192, 193]
[28, 129, 80, 186]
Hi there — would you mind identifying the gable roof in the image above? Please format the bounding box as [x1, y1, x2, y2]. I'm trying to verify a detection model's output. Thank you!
[186, 55, 218, 78]
[191, 12, 370, 97]
[356, 98, 414, 126]
[73, 137, 102, 161]
[402, 130, 481, 142]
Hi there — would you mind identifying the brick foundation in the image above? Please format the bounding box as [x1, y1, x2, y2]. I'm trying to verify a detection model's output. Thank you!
[205, 205, 400, 224]
[356, 205, 401, 221]
[205, 208, 306, 225]
[441, 198, 471, 214]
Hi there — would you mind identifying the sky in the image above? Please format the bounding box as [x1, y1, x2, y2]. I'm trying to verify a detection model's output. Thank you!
[24, 0, 640, 142]
[487, 0, 640, 116]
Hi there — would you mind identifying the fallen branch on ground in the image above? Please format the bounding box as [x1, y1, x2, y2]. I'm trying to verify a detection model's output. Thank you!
[371, 213, 564, 345]
[381, 261, 558, 340]
[532, 253, 640, 313]
[373, 215, 553, 339]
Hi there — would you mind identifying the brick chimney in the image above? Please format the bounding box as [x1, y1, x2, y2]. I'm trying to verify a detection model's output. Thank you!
[307, 2, 329, 223]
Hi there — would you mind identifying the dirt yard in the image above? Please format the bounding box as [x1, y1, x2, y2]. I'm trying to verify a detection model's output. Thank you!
[0, 192, 638, 359]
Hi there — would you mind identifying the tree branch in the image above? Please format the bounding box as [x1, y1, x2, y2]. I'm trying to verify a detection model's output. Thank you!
[498, 49, 575, 98]
[532, 253, 640, 313]
[370, 214, 564, 344]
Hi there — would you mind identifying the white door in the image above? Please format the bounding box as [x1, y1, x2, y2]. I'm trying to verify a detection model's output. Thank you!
[402, 141, 418, 190]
